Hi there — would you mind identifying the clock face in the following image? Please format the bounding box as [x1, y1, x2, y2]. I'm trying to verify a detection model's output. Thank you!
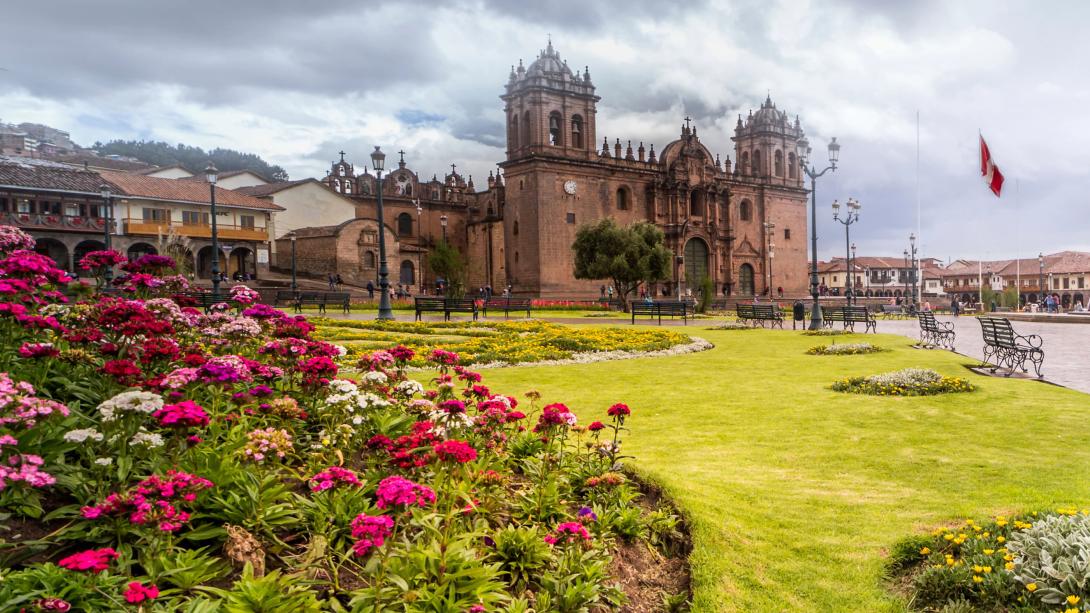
[563, 180, 577, 195]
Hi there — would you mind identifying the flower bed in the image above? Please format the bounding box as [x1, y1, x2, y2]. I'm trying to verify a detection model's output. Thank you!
[311, 318, 691, 367]
[806, 343, 885, 355]
[888, 509, 1090, 612]
[705, 322, 752, 330]
[831, 368, 975, 396]
[802, 328, 849, 337]
[0, 226, 689, 611]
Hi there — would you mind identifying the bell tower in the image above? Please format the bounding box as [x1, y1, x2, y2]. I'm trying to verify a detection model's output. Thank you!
[501, 40, 600, 161]
[732, 94, 806, 188]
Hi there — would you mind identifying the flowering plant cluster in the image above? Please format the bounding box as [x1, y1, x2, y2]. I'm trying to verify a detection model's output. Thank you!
[0, 224, 685, 611]
[831, 368, 975, 396]
[890, 509, 1090, 612]
[806, 342, 886, 355]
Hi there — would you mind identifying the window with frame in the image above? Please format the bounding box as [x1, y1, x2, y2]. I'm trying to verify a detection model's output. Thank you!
[142, 208, 168, 222]
[0, 197, 7, 212]
[41, 201, 61, 215]
[566, 212, 575, 224]
[784, 228, 791, 240]
[240, 215, 255, 229]
[16, 199, 31, 214]
[182, 211, 209, 226]
[64, 203, 79, 217]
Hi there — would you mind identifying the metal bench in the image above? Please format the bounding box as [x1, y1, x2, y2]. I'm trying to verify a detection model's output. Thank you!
[176, 291, 226, 311]
[918, 311, 955, 349]
[482, 297, 532, 319]
[979, 317, 1044, 378]
[414, 297, 479, 321]
[735, 303, 784, 328]
[414, 297, 447, 321]
[274, 290, 297, 306]
[879, 304, 909, 319]
[293, 291, 325, 313]
[823, 306, 877, 333]
[630, 301, 689, 325]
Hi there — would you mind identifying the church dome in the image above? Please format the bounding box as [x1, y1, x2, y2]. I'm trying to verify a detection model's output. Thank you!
[527, 40, 574, 77]
[750, 94, 788, 127]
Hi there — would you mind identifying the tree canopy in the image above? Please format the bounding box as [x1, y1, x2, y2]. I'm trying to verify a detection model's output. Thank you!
[427, 239, 467, 298]
[92, 140, 289, 181]
[572, 219, 672, 308]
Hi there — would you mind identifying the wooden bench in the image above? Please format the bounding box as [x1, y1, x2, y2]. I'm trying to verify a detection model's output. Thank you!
[482, 297, 532, 319]
[630, 301, 689, 325]
[176, 291, 226, 311]
[979, 317, 1044, 378]
[274, 290, 297, 306]
[879, 304, 909, 319]
[414, 297, 479, 321]
[823, 306, 877, 333]
[917, 311, 955, 349]
[735, 303, 784, 328]
[290, 291, 351, 314]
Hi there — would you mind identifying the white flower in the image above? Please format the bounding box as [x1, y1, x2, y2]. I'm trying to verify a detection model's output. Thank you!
[63, 428, 103, 443]
[328, 379, 359, 394]
[359, 393, 390, 410]
[94, 457, 113, 466]
[98, 390, 164, 422]
[363, 371, 388, 385]
[130, 430, 164, 448]
[333, 344, 348, 357]
[351, 416, 364, 425]
[396, 380, 424, 397]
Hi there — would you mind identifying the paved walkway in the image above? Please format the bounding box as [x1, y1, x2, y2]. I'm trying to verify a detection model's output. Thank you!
[873, 316, 1090, 394]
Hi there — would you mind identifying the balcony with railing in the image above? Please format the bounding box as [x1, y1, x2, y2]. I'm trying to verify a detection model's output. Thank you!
[2, 211, 110, 233]
[124, 219, 268, 242]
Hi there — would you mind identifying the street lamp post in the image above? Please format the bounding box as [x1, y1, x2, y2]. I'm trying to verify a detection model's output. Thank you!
[289, 232, 298, 292]
[906, 233, 918, 308]
[371, 147, 394, 321]
[205, 163, 222, 298]
[799, 136, 840, 329]
[763, 221, 775, 296]
[850, 242, 857, 299]
[832, 197, 860, 305]
[440, 214, 448, 242]
[1038, 252, 1045, 307]
[903, 249, 910, 303]
[99, 184, 114, 284]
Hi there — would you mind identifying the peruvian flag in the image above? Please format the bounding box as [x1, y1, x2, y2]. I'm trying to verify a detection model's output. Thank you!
[980, 135, 1004, 197]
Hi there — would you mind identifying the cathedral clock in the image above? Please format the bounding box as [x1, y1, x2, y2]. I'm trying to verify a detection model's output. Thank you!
[563, 180, 577, 195]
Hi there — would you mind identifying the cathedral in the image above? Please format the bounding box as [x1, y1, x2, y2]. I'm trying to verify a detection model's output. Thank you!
[316, 41, 810, 299]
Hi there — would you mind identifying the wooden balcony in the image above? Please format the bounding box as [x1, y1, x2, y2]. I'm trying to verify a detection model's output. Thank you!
[124, 219, 268, 242]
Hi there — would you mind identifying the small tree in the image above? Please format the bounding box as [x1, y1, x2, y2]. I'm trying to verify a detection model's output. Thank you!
[572, 219, 672, 311]
[428, 239, 466, 298]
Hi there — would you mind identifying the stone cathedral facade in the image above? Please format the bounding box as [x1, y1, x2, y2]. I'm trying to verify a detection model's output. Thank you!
[317, 41, 811, 299]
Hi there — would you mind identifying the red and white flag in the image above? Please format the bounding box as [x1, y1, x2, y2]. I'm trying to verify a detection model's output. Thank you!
[979, 135, 1004, 197]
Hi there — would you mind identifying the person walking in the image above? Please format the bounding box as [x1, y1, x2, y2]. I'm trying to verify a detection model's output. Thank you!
[327, 273, 336, 291]
[951, 297, 960, 317]
[366, 280, 375, 298]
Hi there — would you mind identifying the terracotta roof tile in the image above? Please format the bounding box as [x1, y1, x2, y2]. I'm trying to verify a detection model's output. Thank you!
[99, 170, 284, 211]
[0, 155, 119, 193]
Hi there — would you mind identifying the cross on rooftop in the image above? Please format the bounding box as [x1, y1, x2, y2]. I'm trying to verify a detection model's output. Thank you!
[684, 116, 692, 130]
[450, 163, 457, 175]
[398, 150, 405, 163]
[338, 150, 346, 161]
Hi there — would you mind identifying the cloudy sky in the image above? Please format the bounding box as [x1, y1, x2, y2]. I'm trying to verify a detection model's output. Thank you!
[3, 0, 1088, 260]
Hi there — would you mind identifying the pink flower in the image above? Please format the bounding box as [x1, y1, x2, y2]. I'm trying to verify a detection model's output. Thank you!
[58, 547, 118, 573]
[428, 349, 460, 366]
[545, 522, 592, 546]
[433, 440, 478, 463]
[350, 513, 395, 557]
[123, 581, 159, 604]
[308, 466, 362, 492]
[153, 400, 210, 428]
[17, 342, 59, 359]
[34, 598, 71, 611]
[375, 475, 436, 509]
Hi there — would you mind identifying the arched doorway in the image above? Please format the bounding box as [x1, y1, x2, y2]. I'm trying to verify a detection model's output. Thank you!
[683, 238, 709, 288]
[1062, 294, 1071, 309]
[230, 247, 253, 279]
[738, 263, 755, 295]
[399, 260, 415, 286]
[1074, 293, 1084, 307]
[35, 238, 69, 271]
[196, 246, 227, 279]
[73, 240, 106, 271]
[127, 242, 158, 260]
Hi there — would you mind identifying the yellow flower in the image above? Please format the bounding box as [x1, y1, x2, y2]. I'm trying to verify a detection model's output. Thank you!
[1067, 595, 1080, 605]
[997, 536, 1006, 543]
[1067, 609, 1079, 613]
[1005, 562, 1014, 571]
[983, 566, 992, 573]
[972, 575, 983, 583]
[944, 534, 955, 541]
[919, 547, 931, 555]
[984, 549, 995, 555]
[1026, 583, 1038, 592]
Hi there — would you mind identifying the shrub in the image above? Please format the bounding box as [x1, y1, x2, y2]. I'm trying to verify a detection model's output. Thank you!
[806, 343, 885, 355]
[802, 328, 848, 336]
[831, 368, 975, 396]
[1009, 512, 1090, 607]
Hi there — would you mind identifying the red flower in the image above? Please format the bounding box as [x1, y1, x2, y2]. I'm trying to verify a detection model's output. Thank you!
[433, 439, 478, 463]
[588, 421, 605, 432]
[123, 581, 160, 604]
[101, 359, 142, 385]
[58, 547, 118, 573]
[607, 403, 631, 417]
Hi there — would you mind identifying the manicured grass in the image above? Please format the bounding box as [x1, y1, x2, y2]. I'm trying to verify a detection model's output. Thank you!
[476, 325, 1090, 611]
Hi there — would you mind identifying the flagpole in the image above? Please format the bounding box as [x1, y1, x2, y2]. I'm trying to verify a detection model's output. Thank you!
[916, 110, 922, 305]
[1015, 179, 1020, 307]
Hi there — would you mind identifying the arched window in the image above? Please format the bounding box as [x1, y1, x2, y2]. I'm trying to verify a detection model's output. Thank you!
[616, 187, 629, 210]
[689, 191, 704, 216]
[774, 150, 784, 177]
[334, 181, 342, 193]
[788, 152, 797, 179]
[548, 112, 562, 146]
[364, 251, 376, 268]
[361, 181, 371, 195]
[513, 220, 519, 236]
[740, 151, 750, 174]
[510, 115, 519, 149]
[571, 115, 584, 149]
[397, 212, 413, 236]
[752, 150, 761, 176]
[339, 165, 346, 177]
[399, 260, 415, 285]
[739, 200, 752, 221]
[739, 263, 755, 295]
[522, 111, 531, 146]
[343, 180, 352, 195]
[404, 184, 412, 196]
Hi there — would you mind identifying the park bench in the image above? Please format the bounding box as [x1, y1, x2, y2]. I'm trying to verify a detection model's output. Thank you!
[291, 291, 351, 314]
[879, 304, 908, 319]
[414, 297, 479, 321]
[978, 317, 1044, 378]
[630, 301, 689, 325]
[274, 290, 297, 306]
[823, 306, 877, 333]
[917, 311, 955, 349]
[735, 303, 784, 328]
[482, 297, 532, 319]
[176, 291, 227, 312]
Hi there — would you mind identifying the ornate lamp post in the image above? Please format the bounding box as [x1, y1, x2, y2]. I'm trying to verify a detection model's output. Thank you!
[763, 221, 775, 296]
[288, 232, 298, 292]
[832, 197, 860, 304]
[799, 136, 840, 329]
[1037, 252, 1045, 307]
[440, 214, 448, 242]
[205, 162, 222, 298]
[850, 242, 857, 298]
[371, 147, 394, 320]
[907, 233, 918, 307]
[99, 184, 114, 284]
[903, 248, 910, 302]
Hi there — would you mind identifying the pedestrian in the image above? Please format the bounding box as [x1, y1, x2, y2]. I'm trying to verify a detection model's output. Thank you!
[607, 286, 614, 302]
[335, 274, 343, 290]
[328, 273, 336, 291]
[366, 280, 375, 298]
[951, 297, 960, 317]
[777, 286, 783, 298]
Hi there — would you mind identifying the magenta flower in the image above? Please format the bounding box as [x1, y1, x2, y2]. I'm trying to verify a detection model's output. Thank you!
[308, 466, 362, 492]
[152, 400, 210, 428]
[350, 513, 395, 556]
[57, 547, 118, 573]
[375, 475, 436, 509]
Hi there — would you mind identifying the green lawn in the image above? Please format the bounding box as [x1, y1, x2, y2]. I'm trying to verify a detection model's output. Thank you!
[475, 325, 1090, 612]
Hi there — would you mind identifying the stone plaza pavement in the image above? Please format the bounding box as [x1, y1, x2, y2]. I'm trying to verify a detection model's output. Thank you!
[873, 316, 1090, 394]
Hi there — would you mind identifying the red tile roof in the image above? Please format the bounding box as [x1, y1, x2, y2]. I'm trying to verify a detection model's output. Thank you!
[0, 155, 120, 193]
[99, 170, 284, 211]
